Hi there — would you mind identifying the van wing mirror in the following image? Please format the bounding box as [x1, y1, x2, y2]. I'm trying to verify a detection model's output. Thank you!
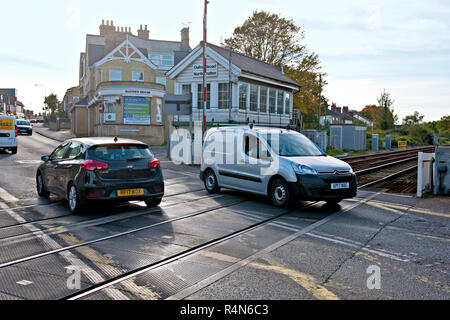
[41, 155, 50, 162]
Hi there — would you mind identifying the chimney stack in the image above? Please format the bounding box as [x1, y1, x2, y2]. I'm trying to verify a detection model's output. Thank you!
[331, 103, 337, 112]
[181, 27, 190, 48]
[99, 19, 115, 36]
[337, 107, 342, 113]
[343, 106, 349, 114]
[138, 25, 150, 39]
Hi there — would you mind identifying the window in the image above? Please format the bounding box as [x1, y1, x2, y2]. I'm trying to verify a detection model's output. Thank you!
[218, 83, 230, 109]
[156, 98, 162, 124]
[132, 71, 144, 82]
[250, 84, 258, 112]
[244, 134, 271, 160]
[66, 142, 83, 159]
[51, 143, 70, 160]
[149, 54, 174, 66]
[182, 84, 191, 95]
[109, 69, 122, 81]
[197, 83, 211, 109]
[285, 92, 290, 114]
[156, 76, 166, 86]
[239, 83, 248, 110]
[268, 89, 276, 113]
[162, 55, 174, 66]
[73, 96, 80, 103]
[259, 87, 267, 113]
[277, 91, 284, 114]
[88, 144, 153, 161]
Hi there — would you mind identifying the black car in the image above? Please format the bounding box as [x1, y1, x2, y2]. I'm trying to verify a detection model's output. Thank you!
[36, 137, 164, 213]
[17, 120, 32, 135]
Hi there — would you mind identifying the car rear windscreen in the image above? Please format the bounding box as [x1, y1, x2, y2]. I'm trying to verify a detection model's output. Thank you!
[17, 120, 30, 125]
[88, 144, 153, 161]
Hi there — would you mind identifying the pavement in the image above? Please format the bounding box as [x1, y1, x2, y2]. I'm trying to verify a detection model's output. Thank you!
[0, 132, 447, 300]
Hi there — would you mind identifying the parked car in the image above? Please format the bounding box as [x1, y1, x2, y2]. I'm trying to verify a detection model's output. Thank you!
[36, 137, 164, 213]
[200, 126, 357, 207]
[30, 119, 37, 124]
[16, 120, 32, 135]
[0, 115, 18, 154]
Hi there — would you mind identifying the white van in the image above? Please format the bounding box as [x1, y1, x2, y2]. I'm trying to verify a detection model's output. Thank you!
[0, 115, 18, 154]
[200, 125, 357, 207]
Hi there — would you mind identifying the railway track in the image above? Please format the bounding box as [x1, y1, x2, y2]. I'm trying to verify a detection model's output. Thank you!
[347, 146, 435, 193]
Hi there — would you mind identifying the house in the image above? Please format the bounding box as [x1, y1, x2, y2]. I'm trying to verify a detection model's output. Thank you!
[167, 42, 300, 126]
[320, 104, 355, 125]
[70, 20, 191, 144]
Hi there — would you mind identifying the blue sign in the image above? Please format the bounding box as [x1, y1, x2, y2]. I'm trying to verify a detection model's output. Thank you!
[123, 96, 151, 125]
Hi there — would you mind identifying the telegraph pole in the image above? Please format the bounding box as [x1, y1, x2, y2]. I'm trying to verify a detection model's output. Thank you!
[228, 39, 232, 123]
[318, 73, 322, 130]
[202, 0, 208, 142]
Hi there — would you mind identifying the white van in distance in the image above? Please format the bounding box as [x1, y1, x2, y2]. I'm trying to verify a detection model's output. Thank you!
[0, 115, 18, 154]
[200, 126, 357, 207]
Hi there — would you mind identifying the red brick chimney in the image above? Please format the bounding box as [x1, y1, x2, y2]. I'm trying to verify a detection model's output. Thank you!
[343, 106, 349, 114]
[336, 107, 342, 113]
[331, 103, 337, 112]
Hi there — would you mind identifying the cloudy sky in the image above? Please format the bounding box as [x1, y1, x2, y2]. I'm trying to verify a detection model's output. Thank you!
[0, 0, 448, 122]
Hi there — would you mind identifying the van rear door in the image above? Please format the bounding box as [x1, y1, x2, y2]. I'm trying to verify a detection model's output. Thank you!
[0, 116, 16, 148]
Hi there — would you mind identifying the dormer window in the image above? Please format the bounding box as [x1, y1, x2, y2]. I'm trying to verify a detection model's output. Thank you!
[149, 54, 174, 67]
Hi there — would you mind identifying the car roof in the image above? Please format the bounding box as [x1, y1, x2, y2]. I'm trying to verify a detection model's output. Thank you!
[208, 125, 297, 134]
[65, 137, 148, 147]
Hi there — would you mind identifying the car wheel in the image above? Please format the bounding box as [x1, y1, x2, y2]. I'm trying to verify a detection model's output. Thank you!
[204, 169, 220, 194]
[145, 198, 162, 207]
[68, 183, 85, 214]
[11, 147, 17, 154]
[269, 178, 291, 208]
[36, 172, 50, 198]
[326, 199, 342, 205]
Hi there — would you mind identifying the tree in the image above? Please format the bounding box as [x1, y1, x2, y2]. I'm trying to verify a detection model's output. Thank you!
[402, 111, 424, 125]
[436, 115, 450, 133]
[222, 10, 325, 128]
[377, 89, 397, 129]
[43, 93, 61, 115]
[360, 104, 395, 130]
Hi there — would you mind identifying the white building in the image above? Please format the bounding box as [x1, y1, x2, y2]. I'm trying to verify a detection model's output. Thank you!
[167, 42, 300, 126]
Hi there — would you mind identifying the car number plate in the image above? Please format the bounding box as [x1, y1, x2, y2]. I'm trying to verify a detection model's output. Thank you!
[117, 188, 144, 197]
[331, 182, 349, 190]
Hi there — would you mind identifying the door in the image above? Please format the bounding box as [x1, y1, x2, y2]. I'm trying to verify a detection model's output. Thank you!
[44, 142, 70, 193]
[55, 142, 84, 196]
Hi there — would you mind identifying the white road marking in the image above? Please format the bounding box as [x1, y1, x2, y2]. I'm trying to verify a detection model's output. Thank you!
[0, 201, 128, 300]
[15, 160, 41, 164]
[0, 187, 19, 203]
[16, 280, 33, 286]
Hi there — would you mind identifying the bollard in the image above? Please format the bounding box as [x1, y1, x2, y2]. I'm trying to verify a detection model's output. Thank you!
[385, 135, 391, 149]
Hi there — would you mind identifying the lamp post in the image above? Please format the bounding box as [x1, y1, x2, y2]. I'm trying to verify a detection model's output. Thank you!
[35, 84, 47, 115]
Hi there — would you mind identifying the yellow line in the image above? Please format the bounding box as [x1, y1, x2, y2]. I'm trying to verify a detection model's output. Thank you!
[166, 169, 198, 178]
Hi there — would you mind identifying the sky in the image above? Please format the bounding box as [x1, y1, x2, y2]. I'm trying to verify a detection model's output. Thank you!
[0, 0, 448, 122]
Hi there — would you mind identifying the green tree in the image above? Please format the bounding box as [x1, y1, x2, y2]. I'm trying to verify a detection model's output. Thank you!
[43, 93, 61, 115]
[222, 10, 325, 128]
[436, 115, 450, 133]
[377, 89, 397, 130]
[402, 111, 424, 125]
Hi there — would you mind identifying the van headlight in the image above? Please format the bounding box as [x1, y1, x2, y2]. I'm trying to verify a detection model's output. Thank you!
[291, 163, 317, 175]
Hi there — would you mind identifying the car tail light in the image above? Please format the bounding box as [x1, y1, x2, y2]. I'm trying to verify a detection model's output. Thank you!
[149, 158, 161, 169]
[81, 160, 108, 171]
[88, 194, 103, 198]
[15, 125, 18, 137]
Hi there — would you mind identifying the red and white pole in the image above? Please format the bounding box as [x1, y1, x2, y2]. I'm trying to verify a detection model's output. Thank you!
[202, 0, 208, 142]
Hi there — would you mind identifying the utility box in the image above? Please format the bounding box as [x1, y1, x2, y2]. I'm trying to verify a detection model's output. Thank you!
[385, 135, 391, 149]
[329, 124, 366, 151]
[300, 130, 328, 152]
[372, 134, 379, 152]
[434, 146, 450, 195]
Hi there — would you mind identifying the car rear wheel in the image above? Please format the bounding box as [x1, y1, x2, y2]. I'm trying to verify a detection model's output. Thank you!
[36, 172, 50, 198]
[269, 178, 291, 208]
[68, 183, 85, 214]
[326, 199, 342, 205]
[145, 198, 162, 207]
[204, 169, 220, 194]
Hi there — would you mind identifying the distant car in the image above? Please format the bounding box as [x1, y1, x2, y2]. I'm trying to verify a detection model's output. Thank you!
[36, 137, 164, 213]
[30, 119, 37, 124]
[37, 117, 44, 123]
[0, 115, 18, 154]
[16, 120, 32, 135]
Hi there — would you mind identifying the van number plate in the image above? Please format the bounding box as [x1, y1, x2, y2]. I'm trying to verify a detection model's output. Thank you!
[331, 182, 349, 190]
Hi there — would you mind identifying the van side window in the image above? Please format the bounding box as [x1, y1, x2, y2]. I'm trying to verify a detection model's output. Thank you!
[244, 134, 272, 160]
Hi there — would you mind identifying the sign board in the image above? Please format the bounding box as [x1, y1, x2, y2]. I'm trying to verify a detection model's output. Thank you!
[123, 96, 151, 125]
[104, 113, 116, 122]
[398, 141, 407, 149]
[193, 63, 217, 77]
[164, 94, 192, 115]
[0, 117, 14, 130]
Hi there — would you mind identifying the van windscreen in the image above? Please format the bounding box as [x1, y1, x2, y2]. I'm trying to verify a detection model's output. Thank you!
[88, 144, 153, 161]
[262, 133, 324, 157]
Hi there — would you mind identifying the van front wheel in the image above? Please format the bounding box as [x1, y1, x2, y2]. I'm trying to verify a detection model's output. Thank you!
[204, 169, 220, 194]
[269, 178, 291, 208]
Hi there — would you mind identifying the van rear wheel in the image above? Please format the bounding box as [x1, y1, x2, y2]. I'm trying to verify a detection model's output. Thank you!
[204, 169, 220, 194]
[10, 147, 17, 154]
[269, 178, 291, 208]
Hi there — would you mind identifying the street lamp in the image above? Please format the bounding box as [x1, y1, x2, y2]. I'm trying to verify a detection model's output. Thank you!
[35, 84, 47, 115]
